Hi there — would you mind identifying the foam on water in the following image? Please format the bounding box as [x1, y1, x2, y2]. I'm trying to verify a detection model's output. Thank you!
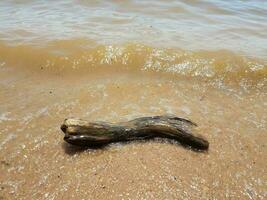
[0, 42, 266, 91]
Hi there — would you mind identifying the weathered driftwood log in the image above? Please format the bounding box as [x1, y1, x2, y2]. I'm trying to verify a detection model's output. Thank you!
[60, 116, 209, 150]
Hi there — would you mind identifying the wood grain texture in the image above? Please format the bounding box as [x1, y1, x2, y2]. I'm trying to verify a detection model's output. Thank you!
[60, 116, 209, 150]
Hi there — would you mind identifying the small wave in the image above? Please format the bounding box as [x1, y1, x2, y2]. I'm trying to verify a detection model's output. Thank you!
[0, 40, 266, 88]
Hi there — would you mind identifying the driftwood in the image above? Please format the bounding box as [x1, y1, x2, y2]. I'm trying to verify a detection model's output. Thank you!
[60, 116, 209, 150]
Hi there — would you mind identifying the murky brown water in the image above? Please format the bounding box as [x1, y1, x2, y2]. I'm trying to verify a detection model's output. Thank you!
[0, 0, 267, 199]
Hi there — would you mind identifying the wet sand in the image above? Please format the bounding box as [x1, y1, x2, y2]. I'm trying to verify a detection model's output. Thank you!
[0, 66, 266, 199]
[0, 0, 267, 199]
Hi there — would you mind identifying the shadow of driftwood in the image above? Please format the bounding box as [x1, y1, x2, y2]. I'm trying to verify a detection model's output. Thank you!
[62, 137, 208, 156]
[61, 142, 107, 155]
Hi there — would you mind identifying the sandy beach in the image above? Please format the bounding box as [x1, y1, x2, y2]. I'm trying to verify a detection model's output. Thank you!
[0, 1, 266, 199]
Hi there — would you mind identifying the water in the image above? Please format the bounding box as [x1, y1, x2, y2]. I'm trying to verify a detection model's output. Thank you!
[0, 1, 266, 199]
[0, 0, 267, 58]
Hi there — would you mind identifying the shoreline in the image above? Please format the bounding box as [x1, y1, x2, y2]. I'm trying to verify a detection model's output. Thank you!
[1, 68, 266, 199]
